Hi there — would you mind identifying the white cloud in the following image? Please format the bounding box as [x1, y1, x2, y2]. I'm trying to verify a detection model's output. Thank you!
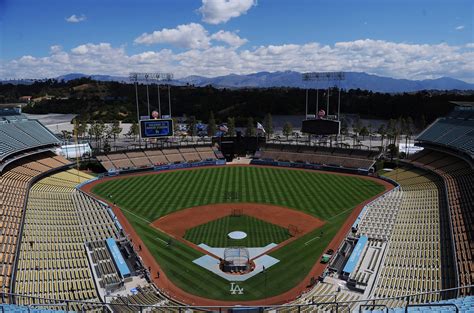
[211, 30, 247, 47]
[49, 45, 63, 54]
[65, 14, 87, 23]
[134, 23, 211, 49]
[455, 25, 465, 30]
[134, 23, 247, 49]
[2, 39, 474, 83]
[198, 0, 256, 24]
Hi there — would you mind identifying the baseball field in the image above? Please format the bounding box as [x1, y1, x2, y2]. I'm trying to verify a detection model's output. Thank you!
[89, 166, 387, 303]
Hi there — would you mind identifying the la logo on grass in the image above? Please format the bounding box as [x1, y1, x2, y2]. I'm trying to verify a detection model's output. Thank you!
[230, 282, 244, 295]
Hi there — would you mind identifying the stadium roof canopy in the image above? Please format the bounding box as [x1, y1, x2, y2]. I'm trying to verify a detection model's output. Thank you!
[416, 104, 474, 163]
[449, 101, 474, 107]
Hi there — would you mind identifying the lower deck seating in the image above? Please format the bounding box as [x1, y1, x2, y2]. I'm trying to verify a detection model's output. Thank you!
[370, 168, 447, 305]
[88, 241, 121, 289]
[357, 188, 403, 241]
[0, 152, 70, 295]
[259, 146, 376, 170]
[281, 282, 361, 313]
[109, 285, 175, 313]
[97, 146, 218, 171]
[409, 150, 474, 295]
[14, 170, 109, 311]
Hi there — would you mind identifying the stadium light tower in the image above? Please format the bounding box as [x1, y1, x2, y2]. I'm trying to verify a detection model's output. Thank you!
[129, 73, 142, 148]
[302, 72, 345, 121]
[130, 72, 174, 119]
[153, 73, 174, 118]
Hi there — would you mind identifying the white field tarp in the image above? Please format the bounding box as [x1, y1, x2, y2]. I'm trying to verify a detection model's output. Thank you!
[57, 143, 91, 158]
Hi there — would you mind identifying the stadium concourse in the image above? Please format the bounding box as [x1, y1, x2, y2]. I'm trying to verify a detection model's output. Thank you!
[0, 104, 473, 312]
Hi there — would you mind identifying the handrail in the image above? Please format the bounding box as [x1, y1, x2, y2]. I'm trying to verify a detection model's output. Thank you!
[0, 285, 472, 311]
[407, 303, 459, 313]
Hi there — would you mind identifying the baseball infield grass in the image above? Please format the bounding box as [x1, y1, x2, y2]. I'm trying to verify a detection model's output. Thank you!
[92, 166, 384, 301]
[184, 215, 291, 247]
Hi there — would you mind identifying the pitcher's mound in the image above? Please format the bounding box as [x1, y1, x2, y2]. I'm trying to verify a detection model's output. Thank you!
[228, 231, 247, 240]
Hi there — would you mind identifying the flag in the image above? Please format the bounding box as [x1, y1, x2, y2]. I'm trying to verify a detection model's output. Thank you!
[257, 122, 266, 133]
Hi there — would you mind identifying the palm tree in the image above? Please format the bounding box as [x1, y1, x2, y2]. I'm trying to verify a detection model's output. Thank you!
[378, 124, 386, 151]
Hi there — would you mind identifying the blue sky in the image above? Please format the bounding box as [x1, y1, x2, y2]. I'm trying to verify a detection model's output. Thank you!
[1, 0, 473, 81]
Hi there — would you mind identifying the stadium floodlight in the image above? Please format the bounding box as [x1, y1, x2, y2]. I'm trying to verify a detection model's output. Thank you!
[301, 72, 345, 131]
[152, 73, 174, 118]
[302, 72, 345, 82]
[129, 72, 173, 82]
[129, 72, 174, 118]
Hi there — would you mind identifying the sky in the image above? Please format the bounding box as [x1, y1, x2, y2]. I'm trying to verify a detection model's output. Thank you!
[0, 0, 473, 81]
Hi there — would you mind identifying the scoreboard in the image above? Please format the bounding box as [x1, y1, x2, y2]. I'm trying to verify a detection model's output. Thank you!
[140, 119, 173, 138]
[301, 119, 340, 135]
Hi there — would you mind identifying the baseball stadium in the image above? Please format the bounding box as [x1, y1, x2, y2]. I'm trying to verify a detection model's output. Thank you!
[0, 101, 473, 313]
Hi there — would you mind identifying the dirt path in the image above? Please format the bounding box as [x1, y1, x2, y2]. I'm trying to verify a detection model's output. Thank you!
[80, 165, 394, 306]
[151, 202, 325, 261]
[152, 202, 324, 239]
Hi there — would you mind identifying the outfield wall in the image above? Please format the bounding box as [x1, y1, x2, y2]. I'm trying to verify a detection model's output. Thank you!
[98, 159, 226, 177]
[250, 159, 370, 175]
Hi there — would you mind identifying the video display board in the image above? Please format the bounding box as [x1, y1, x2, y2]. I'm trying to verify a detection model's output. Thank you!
[301, 119, 340, 135]
[140, 119, 173, 138]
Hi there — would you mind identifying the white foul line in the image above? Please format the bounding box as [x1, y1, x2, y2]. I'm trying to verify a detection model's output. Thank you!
[304, 236, 320, 246]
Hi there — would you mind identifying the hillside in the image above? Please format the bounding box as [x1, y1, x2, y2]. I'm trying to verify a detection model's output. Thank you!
[1, 78, 473, 124]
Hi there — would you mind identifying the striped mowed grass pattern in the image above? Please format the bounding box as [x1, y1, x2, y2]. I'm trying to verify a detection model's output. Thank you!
[91, 166, 384, 301]
[184, 215, 291, 247]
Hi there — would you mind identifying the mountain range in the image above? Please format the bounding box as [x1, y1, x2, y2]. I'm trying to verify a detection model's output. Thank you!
[4, 71, 474, 93]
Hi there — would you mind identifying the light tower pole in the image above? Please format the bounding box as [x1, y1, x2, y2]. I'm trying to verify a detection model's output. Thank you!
[130, 72, 173, 117]
[129, 72, 174, 147]
[155, 74, 162, 117]
[145, 73, 150, 117]
[129, 73, 142, 148]
[302, 72, 345, 131]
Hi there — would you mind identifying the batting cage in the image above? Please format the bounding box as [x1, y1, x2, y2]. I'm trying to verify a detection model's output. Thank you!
[222, 247, 250, 272]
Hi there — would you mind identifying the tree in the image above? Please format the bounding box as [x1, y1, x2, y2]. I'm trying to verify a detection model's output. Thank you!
[405, 117, 414, 156]
[387, 143, 399, 161]
[61, 130, 72, 141]
[367, 123, 376, 149]
[387, 119, 397, 145]
[207, 111, 217, 137]
[73, 118, 88, 139]
[227, 117, 236, 136]
[340, 118, 349, 137]
[352, 117, 363, 135]
[263, 113, 274, 139]
[352, 117, 363, 146]
[359, 126, 369, 140]
[110, 120, 122, 143]
[282, 122, 293, 140]
[103, 137, 111, 153]
[378, 124, 386, 150]
[245, 117, 255, 136]
[172, 117, 179, 133]
[127, 121, 139, 141]
[187, 116, 197, 137]
[96, 121, 107, 150]
[420, 115, 426, 131]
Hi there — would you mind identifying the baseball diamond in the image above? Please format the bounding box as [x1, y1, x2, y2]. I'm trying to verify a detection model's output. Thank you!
[86, 165, 389, 303]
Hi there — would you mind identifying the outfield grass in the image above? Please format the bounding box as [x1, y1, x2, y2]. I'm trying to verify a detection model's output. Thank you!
[91, 166, 384, 301]
[184, 215, 291, 247]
